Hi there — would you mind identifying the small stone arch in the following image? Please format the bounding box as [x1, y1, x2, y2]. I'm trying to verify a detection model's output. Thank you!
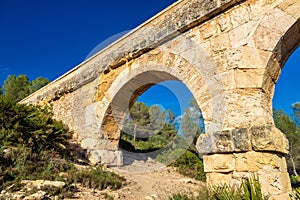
[97, 50, 217, 149]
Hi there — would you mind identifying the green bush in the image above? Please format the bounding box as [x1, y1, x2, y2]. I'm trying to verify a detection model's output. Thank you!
[169, 193, 192, 200]
[0, 96, 72, 190]
[291, 187, 300, 199]
[0, 76, 126, 198]
[291, 175, 300, 188]
[66, 165, 125, 190]
[156, 148, 186, 164]
[172, 150, 206, 181]
[0, 98, 71, 155]
[208, 177, 265, 200]
[0, 97, 126, 197]
[168, 177, 267, 200]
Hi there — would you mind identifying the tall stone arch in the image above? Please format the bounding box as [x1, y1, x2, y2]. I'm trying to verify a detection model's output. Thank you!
[86, 48, 224, 163]
[196, 1, 300, 198]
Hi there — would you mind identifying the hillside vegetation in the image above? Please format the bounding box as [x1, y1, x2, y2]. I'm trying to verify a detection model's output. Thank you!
[0, 75, 125, 199]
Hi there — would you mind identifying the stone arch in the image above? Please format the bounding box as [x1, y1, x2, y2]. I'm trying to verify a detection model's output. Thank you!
[263, 19, 300, 107]
[97, 50, 219, 150]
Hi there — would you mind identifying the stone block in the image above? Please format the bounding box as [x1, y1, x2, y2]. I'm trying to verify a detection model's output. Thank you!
[237, 46, 271, 69]
[234, 68, 265, 89]
[211, 33, 230, 53]
[200, 20, 218, 39]
[197, 131, 234, 154]
[278, 0, 300, 19]
[81, 137, 117, 151]
[259, 171, 292, 196]
[203, 154, 235, 173]
[196, 134, 214, 155]
[217, 13, 232, 32]
[262, 74, 276, 96]
[269, 193, 291, 200]
[232, 128, 251, 151]
[197, 128, 251, 154]
[88, 150, 123, 166]
[253, 25, 281, 51]
[229, 4, 250, 28]
[206, 172, 232, 186]
[260, 8, 296, 35]
[234, 151, 286, 172]
[251, 126, 289, 154]
[213, 130, 234, 152]
[229, 20, 258, 48]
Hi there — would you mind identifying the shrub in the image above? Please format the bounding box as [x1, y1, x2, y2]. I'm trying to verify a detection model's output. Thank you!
[0, 97, 71, 156]
[156, 148, 206, 181]
[291, 187, 300, 199]
[172, 150, 205, 181]
[0, 97, 126, 197]
[66, 165, 125, 190]
[168, 177, 267, 200]
[169, 193, 193, 200]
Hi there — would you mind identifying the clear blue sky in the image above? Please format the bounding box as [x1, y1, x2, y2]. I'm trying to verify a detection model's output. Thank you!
[273, 47, 300, 115]
[0, 0, 176, 82]
[0, 0, 299, 116]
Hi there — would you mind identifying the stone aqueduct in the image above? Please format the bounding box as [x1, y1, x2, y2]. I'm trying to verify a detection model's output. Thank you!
[21, 0, 300, 198]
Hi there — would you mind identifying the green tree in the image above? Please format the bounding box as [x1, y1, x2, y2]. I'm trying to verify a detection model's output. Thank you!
[1, 74, 31, 102]
[120, 100, 206, 180]
[189, 97, 205, 134]
[1, 74, 49, 102]
[167, 109, 176, 124]
[121, 102, 177, 150]
[180, 108, 198, 140]
[274, 109, 300, 176]
[179, 97, 204, 140]
[123, 103, 166, 141]
[292, 102, 300, 127]
[122, 102, 151, 141]
[148, 105, 166, 133]
[273, 109, 296, 135]
[30, 76, 50, 92]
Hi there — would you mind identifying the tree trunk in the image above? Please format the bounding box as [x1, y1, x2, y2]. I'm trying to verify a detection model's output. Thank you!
[291, 154, 298, 176]
[133, 124, 137, 142]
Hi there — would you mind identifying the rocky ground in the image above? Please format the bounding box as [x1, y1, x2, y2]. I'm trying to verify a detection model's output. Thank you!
[66, 166, 204, 200]
[0, 153, 205, 200]
[71, 152, 205, 200]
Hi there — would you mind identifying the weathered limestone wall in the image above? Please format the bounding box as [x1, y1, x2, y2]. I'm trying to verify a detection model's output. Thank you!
[20, 0, 300, 198]
[21, 0, 243, 167]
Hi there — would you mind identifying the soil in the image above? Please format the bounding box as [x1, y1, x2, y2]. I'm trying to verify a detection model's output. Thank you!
[0, 152, 205, 200]
[67, 153, 205, 200]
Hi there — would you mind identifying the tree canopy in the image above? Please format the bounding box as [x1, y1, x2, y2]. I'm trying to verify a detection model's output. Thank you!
[274, 108, 300, 176]
[1, 74, 50, 102]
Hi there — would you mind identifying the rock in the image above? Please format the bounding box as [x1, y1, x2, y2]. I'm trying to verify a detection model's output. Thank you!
[179, 178, 194, 184]
[21, 180, 66, 191]
[24, 190, 46, 200]
[251, 126, 289, 154]
[144, 196, 154, 200]
[88, 149, 123, 166]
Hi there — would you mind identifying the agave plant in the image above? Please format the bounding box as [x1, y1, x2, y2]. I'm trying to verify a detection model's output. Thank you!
[208, 176, 266, 200]
[290, 187, 300, 200]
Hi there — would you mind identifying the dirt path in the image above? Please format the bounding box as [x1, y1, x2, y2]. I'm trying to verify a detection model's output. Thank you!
[69, 154, 205, 200]
[69, 167, 204, 200]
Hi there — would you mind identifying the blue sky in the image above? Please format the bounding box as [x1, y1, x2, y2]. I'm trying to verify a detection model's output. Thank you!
[138, 81, 193, 116]
[0, 0, 299, 116]
[273, 47, 300, 115]
[0, 0, 176, 82]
